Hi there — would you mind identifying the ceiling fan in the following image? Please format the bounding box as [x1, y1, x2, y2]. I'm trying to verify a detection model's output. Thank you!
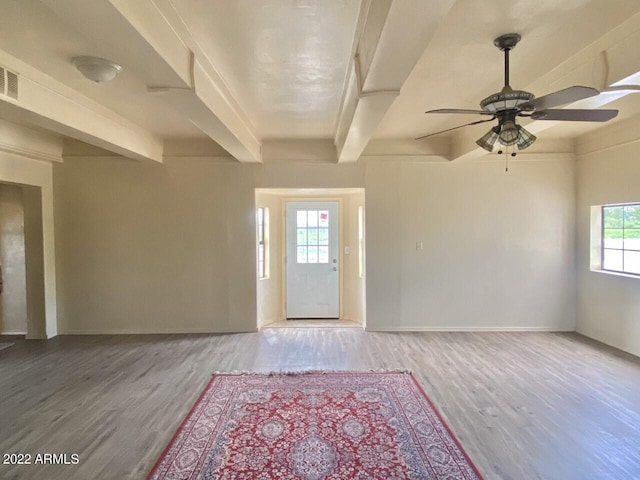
[417, 33, 618, 152]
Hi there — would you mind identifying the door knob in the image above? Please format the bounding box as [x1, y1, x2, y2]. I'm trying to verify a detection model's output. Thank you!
[332, 267, 337, 271]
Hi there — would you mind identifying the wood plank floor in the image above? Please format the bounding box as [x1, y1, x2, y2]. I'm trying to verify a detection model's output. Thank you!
[1, 330, 639, 479]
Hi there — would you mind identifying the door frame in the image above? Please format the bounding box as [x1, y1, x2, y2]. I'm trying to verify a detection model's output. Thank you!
[282, 197, 344, 320]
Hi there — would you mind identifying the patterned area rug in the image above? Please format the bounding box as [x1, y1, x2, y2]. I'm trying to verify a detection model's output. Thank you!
[148, 372, 483, 479]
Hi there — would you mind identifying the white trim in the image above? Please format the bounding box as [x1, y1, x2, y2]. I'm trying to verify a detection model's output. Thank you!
[1, 330, 27, 335]
[0, 142, 62, 163]
[590, 268, 640, 281]
[59, 327, 258, 335]
[366, 326, 574, 332]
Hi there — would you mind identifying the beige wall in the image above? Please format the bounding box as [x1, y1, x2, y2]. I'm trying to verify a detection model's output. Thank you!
[54, 157, 256, 334]
[365, 156, 576, 331]
[53, 154, 575, 334]
[576, 142, 640, 356]
[0, 183, 27, 334]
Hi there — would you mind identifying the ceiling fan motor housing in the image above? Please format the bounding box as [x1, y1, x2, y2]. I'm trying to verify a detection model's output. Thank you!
[480, 90, 534, 113]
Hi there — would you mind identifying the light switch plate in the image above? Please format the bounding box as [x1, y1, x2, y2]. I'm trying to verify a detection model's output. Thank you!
[344, 246, 350, 254]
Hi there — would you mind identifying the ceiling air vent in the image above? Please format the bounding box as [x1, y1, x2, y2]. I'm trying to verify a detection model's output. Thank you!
[0, 66, 18, 100]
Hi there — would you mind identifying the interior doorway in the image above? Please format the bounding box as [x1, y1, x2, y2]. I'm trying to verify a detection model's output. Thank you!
[0, 182, 47, 339]
[255, 188, 365, 329]
[0, 183, 27, 335]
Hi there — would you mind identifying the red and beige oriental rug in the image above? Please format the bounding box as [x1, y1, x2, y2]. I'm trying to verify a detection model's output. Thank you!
[148, 371, 483, 479]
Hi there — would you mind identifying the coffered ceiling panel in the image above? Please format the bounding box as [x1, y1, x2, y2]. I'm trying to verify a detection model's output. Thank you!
[169, 0, 362, 138]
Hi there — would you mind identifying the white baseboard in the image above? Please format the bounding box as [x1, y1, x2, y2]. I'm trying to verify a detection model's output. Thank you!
[59, 327, 258, 335]
[55, 326, 573, 335]
[1, 331, 27, 335]
[365, 326, 575, 333]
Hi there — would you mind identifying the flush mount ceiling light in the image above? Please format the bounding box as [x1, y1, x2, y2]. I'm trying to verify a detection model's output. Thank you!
[72, 56, 122, 83]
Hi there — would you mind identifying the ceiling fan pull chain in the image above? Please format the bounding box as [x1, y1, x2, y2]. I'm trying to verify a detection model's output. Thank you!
[505, 146, 509, 172]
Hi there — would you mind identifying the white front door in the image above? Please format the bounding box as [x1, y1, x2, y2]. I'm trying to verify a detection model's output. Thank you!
[286, 201, 339, 318]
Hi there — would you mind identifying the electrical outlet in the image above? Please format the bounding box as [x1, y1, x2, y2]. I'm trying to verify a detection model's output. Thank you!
[416, 241, 423, 251]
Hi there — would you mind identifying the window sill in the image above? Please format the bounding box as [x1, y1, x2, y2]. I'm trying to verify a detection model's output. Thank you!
[590, 268, 640, 280]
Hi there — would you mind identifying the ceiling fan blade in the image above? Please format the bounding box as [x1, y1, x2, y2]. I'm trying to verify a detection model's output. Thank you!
[519, 86, 599, 111]
[530, 109, 618, 122]
[426, 108, 493, 115]
[415, 118, 495, 140]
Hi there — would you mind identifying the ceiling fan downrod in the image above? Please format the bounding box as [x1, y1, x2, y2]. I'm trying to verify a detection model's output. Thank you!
[494, 33, 521, 89]
[504, 48, 510, 88]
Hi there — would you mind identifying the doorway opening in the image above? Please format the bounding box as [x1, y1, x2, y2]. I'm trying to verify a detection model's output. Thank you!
[255, 188, 365, 330]
[0, 182, 47, 339]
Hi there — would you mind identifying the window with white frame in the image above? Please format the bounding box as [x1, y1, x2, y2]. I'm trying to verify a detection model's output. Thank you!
[601, 203, 640, 275]
[257, 207, 269, 279]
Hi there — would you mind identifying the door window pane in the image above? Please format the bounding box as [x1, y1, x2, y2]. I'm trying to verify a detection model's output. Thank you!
[319, 210, 329, 227]
[307, 246, 318, 263]
[297, 246, 307, 264]
[318, 228, 329, 245]
[307, 210, 318, 227]
[318, 246, 329, 264]
[297, 228, 307, 245]
[297, 210, 307, 228]
[307, 228, 318, 245]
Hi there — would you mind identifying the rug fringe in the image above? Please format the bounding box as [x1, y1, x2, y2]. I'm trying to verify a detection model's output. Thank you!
[212, 368, 412, 376]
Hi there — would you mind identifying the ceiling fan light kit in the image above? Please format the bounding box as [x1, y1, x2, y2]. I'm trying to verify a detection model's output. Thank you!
[419, 33, 619, 154]
[516, 126, 536, 150]
[476, 126, 500, 151]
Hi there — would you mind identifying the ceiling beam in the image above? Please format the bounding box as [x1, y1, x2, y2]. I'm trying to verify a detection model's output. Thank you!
[335, 0, 456, 163]
[450, 11, 640, 162]
[0, 49, 163, 163]
[107, 0, 262, 163]
[576, 111, 640, 156]
[0, 119, 63, 163]
[360, 137, 450, 162]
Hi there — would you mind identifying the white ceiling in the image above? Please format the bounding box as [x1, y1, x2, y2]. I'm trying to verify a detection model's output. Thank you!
[1, 0, 640, 159]
[169, 0, 362, 139]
